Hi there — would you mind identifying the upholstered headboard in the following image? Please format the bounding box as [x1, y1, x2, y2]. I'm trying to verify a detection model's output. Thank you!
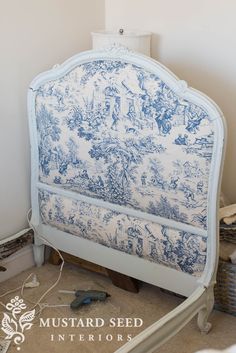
[29, 45, 225, 290]
[28, 45, 226, 353]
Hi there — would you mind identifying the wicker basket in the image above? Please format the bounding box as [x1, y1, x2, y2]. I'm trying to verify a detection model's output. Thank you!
[214, 222, 236, 316]
[214, 259, 236, 316]
[219, 222, 236, 243]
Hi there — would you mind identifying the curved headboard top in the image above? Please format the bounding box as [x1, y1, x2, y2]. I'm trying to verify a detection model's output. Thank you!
[29, 45, 226, 258]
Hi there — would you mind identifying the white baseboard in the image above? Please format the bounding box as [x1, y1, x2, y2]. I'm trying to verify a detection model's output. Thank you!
[0, 245, 35, 283]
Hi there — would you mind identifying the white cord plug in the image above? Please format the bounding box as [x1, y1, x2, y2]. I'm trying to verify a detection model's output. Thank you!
[24, 274, 40, 288]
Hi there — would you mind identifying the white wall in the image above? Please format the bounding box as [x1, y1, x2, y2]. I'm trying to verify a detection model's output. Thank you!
[105, 0, 236, 202]
[0, 0, 105, 239]
[1, 0, 235, 241]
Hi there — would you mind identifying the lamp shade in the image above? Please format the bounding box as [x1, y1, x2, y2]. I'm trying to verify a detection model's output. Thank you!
[91, 29, 151, 56]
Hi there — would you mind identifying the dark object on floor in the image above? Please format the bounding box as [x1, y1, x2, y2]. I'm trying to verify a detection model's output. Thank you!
[107, 269, 139, 293]
[50, 249, 139, 293]
[0, 266, 6, 272]
[69, 290, 110, 310]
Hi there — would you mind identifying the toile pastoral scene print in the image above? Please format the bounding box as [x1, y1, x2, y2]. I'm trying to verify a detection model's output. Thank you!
[35, 59, 215, 275]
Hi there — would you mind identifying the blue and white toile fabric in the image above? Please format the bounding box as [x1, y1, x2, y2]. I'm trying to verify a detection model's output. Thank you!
[39, 189, 207, 276]
[35, 59, 215, 276]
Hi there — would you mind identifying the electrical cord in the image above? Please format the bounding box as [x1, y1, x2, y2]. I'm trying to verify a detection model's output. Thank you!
[0, 209, 66, 320]
[26, 209, 65, 310]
